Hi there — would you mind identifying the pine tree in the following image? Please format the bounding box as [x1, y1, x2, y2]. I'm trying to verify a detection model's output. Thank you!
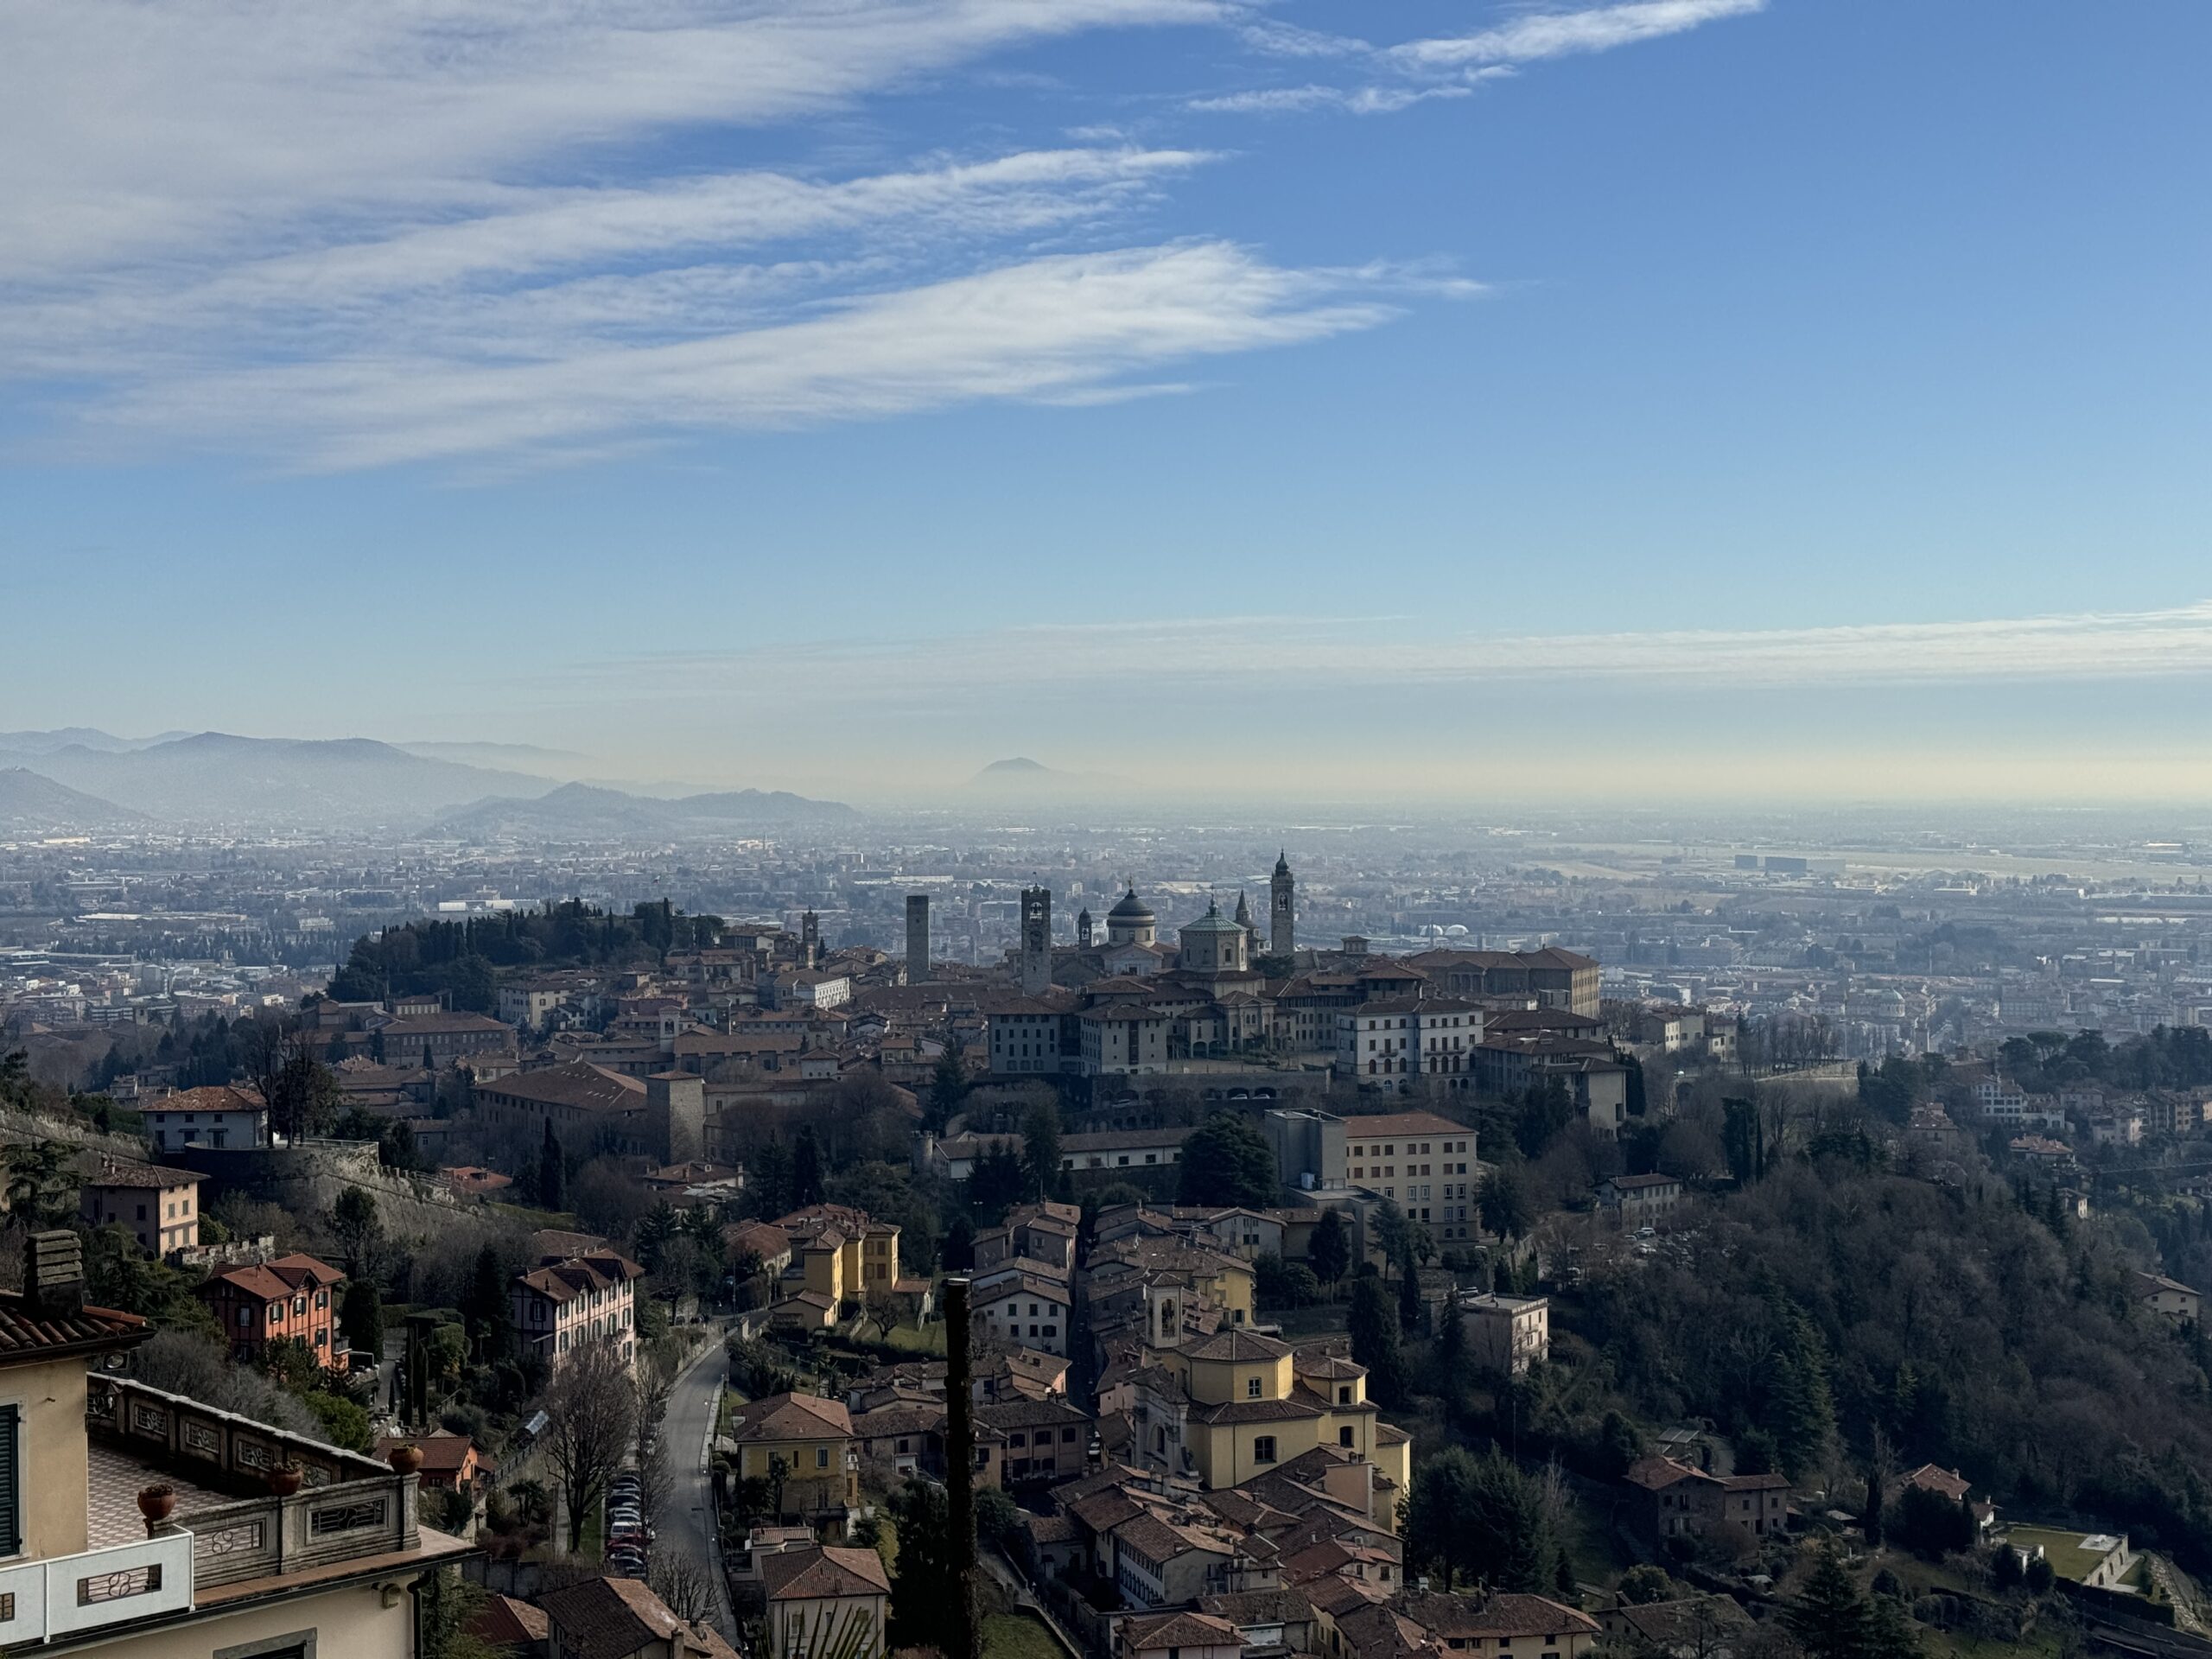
[1767, 1302, 1837, 1478]
[1784, 1548, 1873, 1659]
[537, 1122, 566, 1211]
[793, 1127, 824, 1208]
[1308, 1209, 1352, 1289]
[1396, 1245, 1424, 1336]
[1349, 1274, 1406, 1403]
[1864, 1583, 1922, 1658]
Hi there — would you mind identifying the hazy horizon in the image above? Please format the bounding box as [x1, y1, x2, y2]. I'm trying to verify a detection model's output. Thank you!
[7, 0, 2211, 806]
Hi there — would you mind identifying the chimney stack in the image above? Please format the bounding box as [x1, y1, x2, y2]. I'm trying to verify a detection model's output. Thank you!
[26, 1230, 86, 1317]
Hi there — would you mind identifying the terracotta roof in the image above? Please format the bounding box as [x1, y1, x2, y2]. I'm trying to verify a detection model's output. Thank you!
[478, 1062, 645, 1113]
[469, 1592, 550, 1647]
[539, 1574, 739, 1659]
[1402, 1592, 1599, 1641]
[146, 1084, 264, 1114]
[1188, 1396, 1322, 1427]
[206, 1252, 346, 1301]
[731, 1392, 853, 1442]
[1624, 1454, 1709, 1492]
[1184, 1328, 1291, 1363]
[80, 1155, 204, 1189]
[1126, 1611, 1240, 1652]
[760, 1544, 891, 1602]
[0, 1288, 149, 1362]
[516, 1252, 645, 1305]
[377, 1430, 480, 1474]
[722, 1220, 793, 1259]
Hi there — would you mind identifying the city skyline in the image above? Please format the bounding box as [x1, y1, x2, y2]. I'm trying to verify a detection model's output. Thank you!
[8, 0, 2212, 798]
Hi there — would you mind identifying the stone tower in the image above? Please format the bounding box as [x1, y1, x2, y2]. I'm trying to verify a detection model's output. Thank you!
[1270, 851, 1295, 958]
[801, 909, 821, 969]
[1020, 887, 1052, 996]
[905, 894, 930, 986]
[1077, 908, 1094, 949]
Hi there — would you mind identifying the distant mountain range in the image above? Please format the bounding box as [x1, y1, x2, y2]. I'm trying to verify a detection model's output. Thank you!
[0, 732, 852, 832]
[435, 781, 856, 837]
[0, 733, 557, 826]
[0, 728, 191, 755]
[395, 740, 592, 774]
[0, 769, 145, 830]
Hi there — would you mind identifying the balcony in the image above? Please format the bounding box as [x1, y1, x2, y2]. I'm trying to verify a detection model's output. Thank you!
[0, 1533, 195, 1644]
[86, 1375, 428, 1599]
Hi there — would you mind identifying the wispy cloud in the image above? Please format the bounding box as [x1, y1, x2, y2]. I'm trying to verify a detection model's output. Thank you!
[85, 243, 1403, 471]
[6, 0, 1396, 472]
[556, 603, 2212, 708]
[1389, 0, 1767, 71]
[0, 0, 1734, 471]
[1197, 0, 1759, 121]
[1190, 84, 1478, 117]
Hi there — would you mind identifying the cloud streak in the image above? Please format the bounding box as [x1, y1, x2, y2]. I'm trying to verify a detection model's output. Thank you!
[559, 603, 2212, 707]
[86, 243, 1403, 471]
[1389, 0, 1768, 71]
[0, 0, 1732, 470]
[1197, 0, 1761, 120]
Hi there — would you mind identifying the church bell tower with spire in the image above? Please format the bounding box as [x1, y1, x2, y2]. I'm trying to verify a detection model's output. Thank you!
[1269, 851, 1295, 958]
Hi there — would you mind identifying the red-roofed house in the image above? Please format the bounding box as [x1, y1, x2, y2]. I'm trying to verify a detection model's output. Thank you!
[512, 1250, 645, 1374]
[760, 1544, 891, 1659]
[198, 1251, 346, 1370]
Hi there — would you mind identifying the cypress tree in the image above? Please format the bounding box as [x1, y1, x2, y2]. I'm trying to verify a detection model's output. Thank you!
[537, 1122, 566, 1210]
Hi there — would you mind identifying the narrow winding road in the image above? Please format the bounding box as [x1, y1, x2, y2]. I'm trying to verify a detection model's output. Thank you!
[658, 1332, 737, 1643]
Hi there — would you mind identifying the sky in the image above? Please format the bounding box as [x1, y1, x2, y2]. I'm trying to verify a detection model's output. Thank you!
[4, 0, 2212, 804]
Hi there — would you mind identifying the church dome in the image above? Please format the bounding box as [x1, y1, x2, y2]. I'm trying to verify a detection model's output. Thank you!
[1181, 899, 1244, 934]
[1108, 888, 1154, 923]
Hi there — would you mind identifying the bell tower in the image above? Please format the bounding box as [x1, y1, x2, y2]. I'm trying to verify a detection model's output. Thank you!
[1270, 851, 1295, 958]
[1020, 887, 1052, 995]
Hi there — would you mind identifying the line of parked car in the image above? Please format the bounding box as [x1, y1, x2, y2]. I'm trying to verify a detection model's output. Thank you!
[605, 1472, 652, 1578]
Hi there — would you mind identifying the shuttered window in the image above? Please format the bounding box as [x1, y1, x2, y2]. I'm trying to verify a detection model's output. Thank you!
[0, 1402, 20, 1556]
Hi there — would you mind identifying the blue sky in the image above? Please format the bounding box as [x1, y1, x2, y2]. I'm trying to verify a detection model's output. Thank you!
[5, 0, 2211, 801]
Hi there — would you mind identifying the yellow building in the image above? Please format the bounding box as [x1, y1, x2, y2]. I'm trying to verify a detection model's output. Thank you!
[724, 1393, 861, 1537]
[1136, 1329, 1411, 1501]
[779, 1205, 903, 1305]
[1093, 1237, 1258, 1329]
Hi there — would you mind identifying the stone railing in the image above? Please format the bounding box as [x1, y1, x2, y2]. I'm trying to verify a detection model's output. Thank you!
[0, 1532, 195, 1643]
[87, 1375, 417, 1588]
[173, 1483, 416, 1589]
[89, 1375, 391, 1491]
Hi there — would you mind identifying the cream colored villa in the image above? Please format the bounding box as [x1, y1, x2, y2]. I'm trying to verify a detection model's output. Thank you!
[0, 1230, 470, 1659]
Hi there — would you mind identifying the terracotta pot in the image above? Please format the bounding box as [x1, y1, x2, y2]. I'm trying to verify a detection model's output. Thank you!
[266, 1465, 304, 1497]
[388, 1444, 424, 1477]
[137, 1485, 177, 1525]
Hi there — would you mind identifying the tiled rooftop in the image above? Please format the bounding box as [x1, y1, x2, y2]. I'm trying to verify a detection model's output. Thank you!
[87, 1439, 231, 1548]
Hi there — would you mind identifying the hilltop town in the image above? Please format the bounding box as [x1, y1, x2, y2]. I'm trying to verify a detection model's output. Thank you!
[5, 814, 2212, 1659]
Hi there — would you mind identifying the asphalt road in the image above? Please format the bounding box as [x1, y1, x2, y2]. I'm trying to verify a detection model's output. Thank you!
[658, 1332, 737, 1643]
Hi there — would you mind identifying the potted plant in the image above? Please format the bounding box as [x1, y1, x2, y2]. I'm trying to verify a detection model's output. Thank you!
[267, 1462, 304, 1497]
[137, 1484, 178, 1528]
[388, 1443, 424, 1477]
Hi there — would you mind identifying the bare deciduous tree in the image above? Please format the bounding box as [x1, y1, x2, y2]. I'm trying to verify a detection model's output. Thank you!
[543, 1336, 640, 1553]
[650, 1554, 719, 1627]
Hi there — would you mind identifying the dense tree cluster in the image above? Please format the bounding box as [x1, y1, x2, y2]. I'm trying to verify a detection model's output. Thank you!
[327, 899, 726, 1007]
[1574, 1158, 2212, 1567]
[1177, 1110, 1278, 1208]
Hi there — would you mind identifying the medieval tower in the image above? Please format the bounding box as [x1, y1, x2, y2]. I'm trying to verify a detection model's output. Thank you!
[1270, 851, 1295, 957]
[1020, 886, 1053, 996]
[905, 893, 930, 986]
